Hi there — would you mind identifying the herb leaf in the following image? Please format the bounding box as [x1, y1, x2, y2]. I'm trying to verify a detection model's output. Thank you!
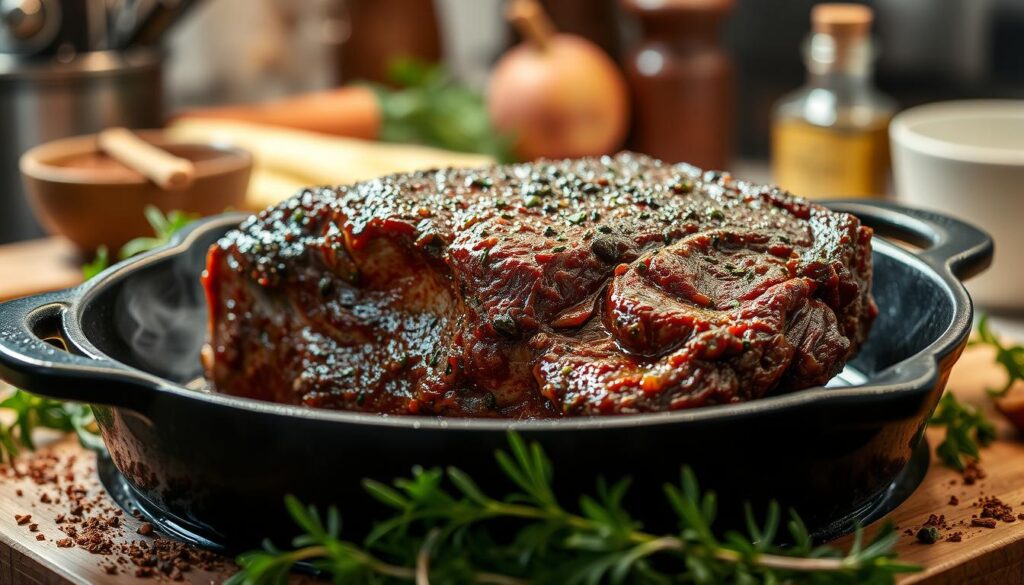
[119, 206, 198, 260]
[0, 389, 101, 463]
[373, 58, 516, 163]
[230, 433, 918, 584]
[81, 246, 110, 280]
[971, 314, 1024, 397]
[930, 392, 996, 471]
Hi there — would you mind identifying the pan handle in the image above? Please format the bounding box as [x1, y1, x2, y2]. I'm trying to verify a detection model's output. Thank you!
[0, 289, 153, 410]
[825, 200, 993, 281]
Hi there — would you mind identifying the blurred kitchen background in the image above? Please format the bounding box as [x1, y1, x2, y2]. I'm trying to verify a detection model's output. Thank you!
[2, 0, 1023, 244]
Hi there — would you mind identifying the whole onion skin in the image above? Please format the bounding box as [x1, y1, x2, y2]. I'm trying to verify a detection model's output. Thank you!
[488, 34, 630, 161]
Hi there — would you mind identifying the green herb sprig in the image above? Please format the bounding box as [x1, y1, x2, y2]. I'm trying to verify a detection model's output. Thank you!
[79, 206, 198, 280]
[228, 433, 917, 585]
[373, 59, 516, 163]
[929, 392, 996, 471]
[0, 389, 101, 463]
[971, 314, 1024, 397]
[118, 206, 199, 260]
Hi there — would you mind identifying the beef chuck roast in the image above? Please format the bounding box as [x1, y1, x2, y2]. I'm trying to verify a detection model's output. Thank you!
[202, 153, 876, 418]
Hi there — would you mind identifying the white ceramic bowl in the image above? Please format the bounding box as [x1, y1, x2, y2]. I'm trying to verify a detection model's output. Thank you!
[890, 100, 1024, 310]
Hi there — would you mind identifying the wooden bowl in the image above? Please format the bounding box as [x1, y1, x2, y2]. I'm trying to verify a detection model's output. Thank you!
[19, 131, 252, 253]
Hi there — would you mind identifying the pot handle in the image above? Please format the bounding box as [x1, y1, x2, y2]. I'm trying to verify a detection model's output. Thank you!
[0, 289, 153, 410]
[825, 200, 993, 281]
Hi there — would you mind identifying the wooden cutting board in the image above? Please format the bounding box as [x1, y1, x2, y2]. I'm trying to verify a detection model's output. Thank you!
[1, 239, 1024, 584]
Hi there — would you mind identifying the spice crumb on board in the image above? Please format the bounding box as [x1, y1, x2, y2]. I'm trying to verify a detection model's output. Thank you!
[949, 495, 959, 506]
[962, 460, 986, 485]
[1, 443, 228, 580]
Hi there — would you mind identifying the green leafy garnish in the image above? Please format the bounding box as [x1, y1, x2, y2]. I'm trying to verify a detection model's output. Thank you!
[227, 433, 918, 585]
[81, 246, 109, 280]
[930, 392, 996, 471]
[373, 59, 516, 163]
[970, 314, 1024, 397]
[80, 206, 198, 279]
[119, 206, 198, 260]
[0, 389, 101, 463]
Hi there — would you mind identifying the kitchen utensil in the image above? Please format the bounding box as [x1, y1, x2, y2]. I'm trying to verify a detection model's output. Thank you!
[890, 99, 1024, 310]
[0, 201, 992, 551]
[98, 127, 196, 190]
[19, 130, 250, 252]
[0, 0, 62, 55]
[0, 49, 163, 244]
[116, 0, 196, 48]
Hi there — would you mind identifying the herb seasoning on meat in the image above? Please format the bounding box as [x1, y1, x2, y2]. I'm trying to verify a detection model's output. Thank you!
[203, 153, 876, 417]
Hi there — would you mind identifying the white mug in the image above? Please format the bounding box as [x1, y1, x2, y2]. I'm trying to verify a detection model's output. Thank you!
[890, 100, 1024, 310]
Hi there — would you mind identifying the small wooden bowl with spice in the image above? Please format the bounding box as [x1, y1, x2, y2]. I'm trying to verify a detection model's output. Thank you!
[20, 129, 252, 253]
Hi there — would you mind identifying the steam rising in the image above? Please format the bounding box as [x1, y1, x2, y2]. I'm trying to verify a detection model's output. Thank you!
[115, 238, 211, 386]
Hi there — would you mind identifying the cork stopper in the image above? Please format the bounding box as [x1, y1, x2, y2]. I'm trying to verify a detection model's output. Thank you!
[811, 3, 873, 38]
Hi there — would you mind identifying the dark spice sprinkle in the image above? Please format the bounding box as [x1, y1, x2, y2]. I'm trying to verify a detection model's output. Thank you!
[671, 179, 695, 194]
[972, 518, 997, 529]
[582, 184, 600, 194]
[591, 238, 621, 263]
[552, 246, 567, 253]
[467, 176, 493, 190]
[318, 277, 333, 297]
[543, 226, 558, 237]
[492, 313, 518, 337]
[709, 209, 726, 221]
[597, 225, 613, 234]
[916, 526, 941, 544]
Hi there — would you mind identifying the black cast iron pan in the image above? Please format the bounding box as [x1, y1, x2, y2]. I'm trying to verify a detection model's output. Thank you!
[0, 201, 993, 552]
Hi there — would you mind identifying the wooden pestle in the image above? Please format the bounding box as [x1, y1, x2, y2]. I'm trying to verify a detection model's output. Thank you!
[98, 128, 196, 190]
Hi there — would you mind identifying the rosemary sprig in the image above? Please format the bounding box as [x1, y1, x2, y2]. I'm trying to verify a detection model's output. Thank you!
[0, 389, 101, 463]
[228, 433, 918, 585]
[970, 314, 1024, 397]
[929, 392, 996, 471]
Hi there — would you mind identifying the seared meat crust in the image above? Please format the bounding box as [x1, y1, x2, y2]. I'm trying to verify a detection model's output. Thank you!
[203, 153, 875, 417]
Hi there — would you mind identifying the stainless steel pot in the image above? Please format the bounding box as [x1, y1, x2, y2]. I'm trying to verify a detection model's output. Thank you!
[0, 49, 163, 243]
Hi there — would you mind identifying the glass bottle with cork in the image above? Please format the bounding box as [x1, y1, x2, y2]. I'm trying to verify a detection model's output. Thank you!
[771, 3, 896, 199]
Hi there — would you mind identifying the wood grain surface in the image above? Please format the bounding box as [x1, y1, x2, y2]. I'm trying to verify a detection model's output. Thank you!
[0, 238, 82, 303]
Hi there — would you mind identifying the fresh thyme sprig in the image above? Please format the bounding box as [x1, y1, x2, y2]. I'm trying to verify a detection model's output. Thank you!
[227, 433, 918, 585]
[0, 389, 101, 463]
[970, 314, 1024, 397]
[929, 392, 996, 471]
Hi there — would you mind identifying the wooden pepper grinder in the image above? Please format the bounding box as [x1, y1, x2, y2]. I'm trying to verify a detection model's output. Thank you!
[622, 0, 735, 170]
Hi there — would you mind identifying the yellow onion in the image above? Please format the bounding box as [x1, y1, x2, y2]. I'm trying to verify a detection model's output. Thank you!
[488, 0, 629, 161]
